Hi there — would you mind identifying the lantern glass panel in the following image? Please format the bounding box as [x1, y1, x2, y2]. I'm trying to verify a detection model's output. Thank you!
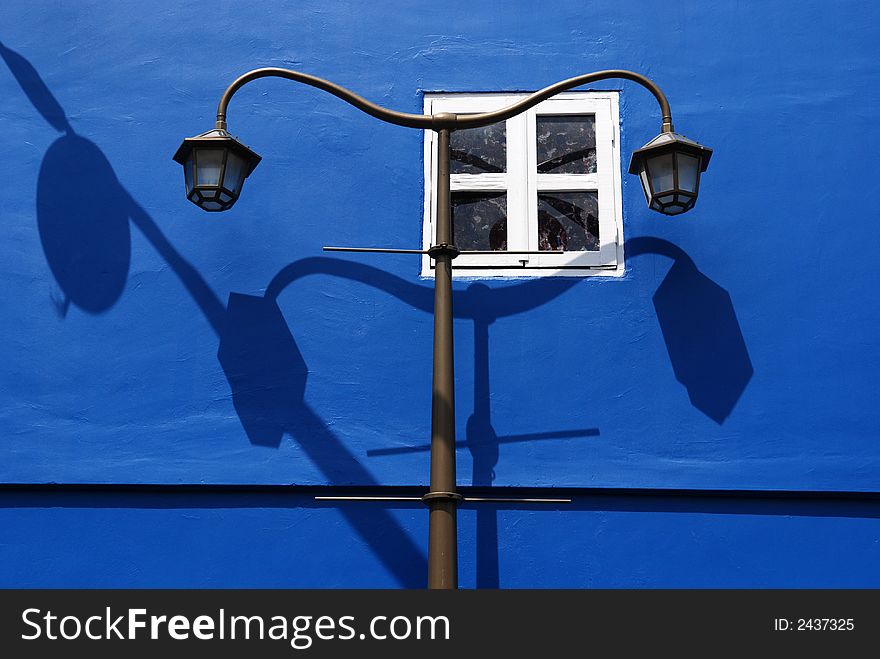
[223, 151, 246, 195]
[184, 154, 194, 194]
[677, 152, 700, 192]
[196, 149, 225, 186]
[639, 168, 651, 202]
[647, 152, 674, 194]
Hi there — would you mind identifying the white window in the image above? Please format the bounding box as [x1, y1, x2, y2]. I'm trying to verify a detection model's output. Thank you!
[422, 92, 624, 277]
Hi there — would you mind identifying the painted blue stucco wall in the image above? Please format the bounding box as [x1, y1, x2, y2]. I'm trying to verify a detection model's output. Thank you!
[1, 0, 879, 587]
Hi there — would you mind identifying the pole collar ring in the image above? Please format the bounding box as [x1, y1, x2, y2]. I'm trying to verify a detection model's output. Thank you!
[427, 243, 461, 259]
[422, 491, 464, 505]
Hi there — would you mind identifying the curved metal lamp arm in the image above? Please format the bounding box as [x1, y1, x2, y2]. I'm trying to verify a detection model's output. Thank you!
[216, 67, 436, 130]
[453, 69, 673, 131]
[216, 67, 674, 133]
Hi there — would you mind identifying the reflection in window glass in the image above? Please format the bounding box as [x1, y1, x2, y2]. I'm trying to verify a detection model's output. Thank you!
[452, 192, 507, 251]
[536, 115, 596, 174]
[538, 192, 599, 251]
[450, 123, 506, 174]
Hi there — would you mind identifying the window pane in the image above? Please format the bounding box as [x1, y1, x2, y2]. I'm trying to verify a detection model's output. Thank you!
[536, 115, 596, 174]
[538, 192, 599, 251]
[450, 123, 506, 174]
[452, 192, 507, 251]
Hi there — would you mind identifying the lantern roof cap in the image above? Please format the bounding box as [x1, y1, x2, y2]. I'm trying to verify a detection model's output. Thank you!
[628, 131, 712, 174]
[172, 127, 262, 174]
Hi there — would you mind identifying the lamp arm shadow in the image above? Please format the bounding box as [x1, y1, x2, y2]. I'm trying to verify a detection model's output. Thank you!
[215, 68, 673, 132]
[625, 235, 695, 267]
[264, 256, 580, 321]
[125, 194, 227, 335]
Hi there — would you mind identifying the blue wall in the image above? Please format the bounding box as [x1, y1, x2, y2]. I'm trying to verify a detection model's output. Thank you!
[1, 0, 879, 586]
[3, 491, 879, 589]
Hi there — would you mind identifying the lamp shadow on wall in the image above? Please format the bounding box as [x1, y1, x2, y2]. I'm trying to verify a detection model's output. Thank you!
[625, 236, 754, 424]
[2, 42, 427, 587]
[1, 41, 131, 317]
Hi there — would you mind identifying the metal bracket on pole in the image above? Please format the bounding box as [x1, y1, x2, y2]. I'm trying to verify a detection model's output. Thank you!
[314, 494, 571, 504]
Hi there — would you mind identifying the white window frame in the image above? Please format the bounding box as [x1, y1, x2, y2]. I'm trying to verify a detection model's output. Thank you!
[422, 91, 624, 278]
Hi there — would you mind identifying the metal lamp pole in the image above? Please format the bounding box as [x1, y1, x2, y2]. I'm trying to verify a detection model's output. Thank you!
[177, 68, 711, 590]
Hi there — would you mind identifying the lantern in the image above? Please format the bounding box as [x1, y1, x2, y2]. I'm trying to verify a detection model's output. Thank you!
[172, 128, 261, 212]
[629, 132, 712, 215]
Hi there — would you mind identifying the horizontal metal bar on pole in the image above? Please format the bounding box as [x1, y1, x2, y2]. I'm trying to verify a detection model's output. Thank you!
[463, 497, 572, 504]
[314, 495, 571, 504]
[314, 495, 423, 502]
[452, 250, 577, 255]
[323, 246, 427, 254]
[323, 246, 617, 257]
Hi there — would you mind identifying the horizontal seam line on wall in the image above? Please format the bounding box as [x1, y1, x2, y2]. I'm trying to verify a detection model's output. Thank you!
[2, 483, 880, 501]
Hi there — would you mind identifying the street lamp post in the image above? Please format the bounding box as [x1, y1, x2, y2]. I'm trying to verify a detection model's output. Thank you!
[174, 67, 712, 590]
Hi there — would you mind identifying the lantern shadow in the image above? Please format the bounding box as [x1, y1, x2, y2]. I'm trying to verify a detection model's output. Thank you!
[626, 237, 754, 424]
[218, 293, 305, 448]
[215, 291, 427, 585]
[36, 134, 132, 316]
[2, 41, 132, 317]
